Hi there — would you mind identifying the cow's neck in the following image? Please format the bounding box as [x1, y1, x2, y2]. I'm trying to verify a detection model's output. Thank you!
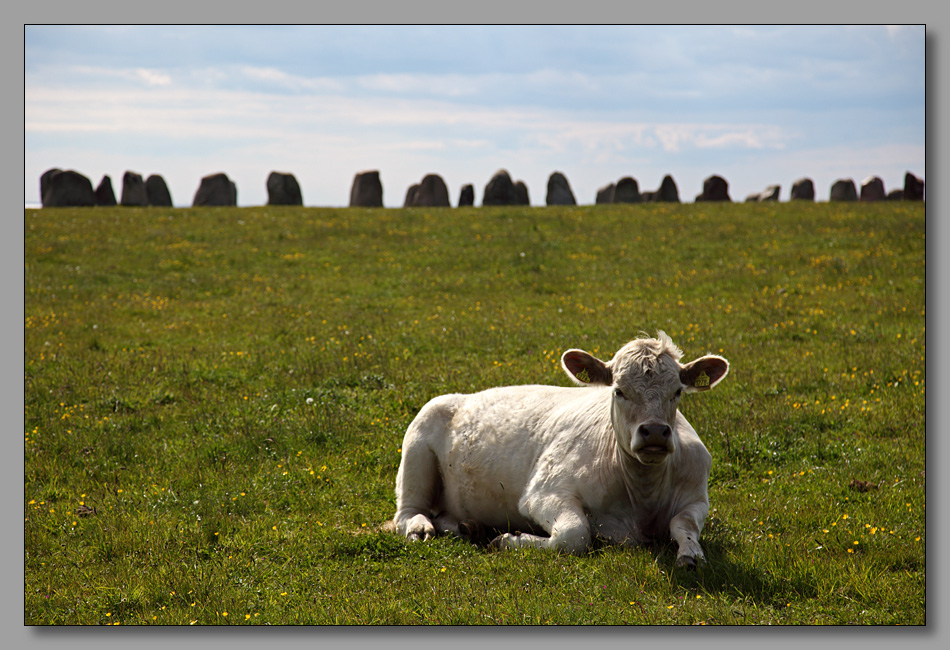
[616, 444, 673, 506]
[610, 446, 675, 540]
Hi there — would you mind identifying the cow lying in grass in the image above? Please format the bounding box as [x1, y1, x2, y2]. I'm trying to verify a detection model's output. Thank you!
[387, 332, 729, 568]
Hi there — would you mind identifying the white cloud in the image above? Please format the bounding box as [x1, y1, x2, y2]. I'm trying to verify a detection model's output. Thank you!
[693, 128, 786, 151]
[30, 78, 779, 150]
[355, 72, 475, 97]
[234, 66, 347, 93]
[239, 66, 296, 84]
[885, 25, 915, 39]
[134, 68, 172, 87]
[23, 75, 799, 207]
[46, 64, 173, 88]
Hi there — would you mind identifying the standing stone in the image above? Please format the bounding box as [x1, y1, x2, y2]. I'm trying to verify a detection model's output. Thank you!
[146, 174, 173, 207]
[40, 168, 62, 206]
[695, 175, 731, 202]
[790, 178, 815, 201]
[514, 180, 530, 205]
[595, 183, 615, 204]
[755, 185, 781, 202]
[887, 189, 904, 201]
[409, 174, 451, 207]
[903, 172, 924, 201]
[545, 172, 576, 206]
[860, 176, 886, 202]
[483, 169, 518, 206]
[266, 171, 302, 206]
[645, 175, 680, 202]
[404, 184, 420, 208]
[659, 175, 680, 202]
[95, 175, 117, 206]
[829, 179, 858, 202]
[120, 171, 148, 206]
[613, 177, 641, 203]
[41, 169, 95, 207]
[193, 172, 237, 207]
[458, 184, 475, 207]
[349, 170, 383, 207]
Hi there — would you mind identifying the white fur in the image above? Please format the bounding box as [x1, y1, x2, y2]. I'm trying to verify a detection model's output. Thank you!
[389, 333, 728, 567]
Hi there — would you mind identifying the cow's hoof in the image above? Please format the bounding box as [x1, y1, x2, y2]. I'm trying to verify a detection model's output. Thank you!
[489, 531, 522, 550]
[489, 532, 513, 549]
[403, 514, 435, 541]
[459, 519, 483, 540]
[407, 530, 434, 542]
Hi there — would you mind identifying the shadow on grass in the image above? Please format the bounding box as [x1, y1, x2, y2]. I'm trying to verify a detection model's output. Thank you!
[655, 535, 820, 610]
[360, 522, 818, 612]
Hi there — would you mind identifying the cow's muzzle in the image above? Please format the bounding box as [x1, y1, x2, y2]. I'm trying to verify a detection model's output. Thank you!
[633, 422, 674, 461]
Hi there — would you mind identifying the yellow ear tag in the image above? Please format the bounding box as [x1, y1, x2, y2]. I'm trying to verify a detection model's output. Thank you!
[695, 371, 710, 388]
[576, 368, 591, 383]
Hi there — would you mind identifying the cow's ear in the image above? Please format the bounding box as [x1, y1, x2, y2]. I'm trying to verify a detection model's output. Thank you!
[561, 349, 613, 386]
[680, 355, 729, 393]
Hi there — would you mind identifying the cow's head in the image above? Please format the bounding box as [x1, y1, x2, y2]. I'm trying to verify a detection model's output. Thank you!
[561, 332, 729, 465]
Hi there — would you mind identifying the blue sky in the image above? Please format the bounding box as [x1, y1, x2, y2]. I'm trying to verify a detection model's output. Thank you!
[24, 25, 925, 207]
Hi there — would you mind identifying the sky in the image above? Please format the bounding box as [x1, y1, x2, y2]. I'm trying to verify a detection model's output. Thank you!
[24, 25, 926, 208]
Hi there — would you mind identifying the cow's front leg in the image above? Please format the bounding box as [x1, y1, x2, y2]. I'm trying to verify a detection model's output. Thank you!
[490, 502, 591, 555]
[669, 503, 707, 568]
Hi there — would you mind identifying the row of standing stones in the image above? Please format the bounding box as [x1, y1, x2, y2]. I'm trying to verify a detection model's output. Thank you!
[37, 169, 292, 208]
[38, 167, 924, 209]
[344, 169, 926, 207]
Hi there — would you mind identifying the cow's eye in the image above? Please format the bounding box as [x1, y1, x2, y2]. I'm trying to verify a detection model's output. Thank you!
[614, 388, 627, 400]
[672, 389, 682, 401]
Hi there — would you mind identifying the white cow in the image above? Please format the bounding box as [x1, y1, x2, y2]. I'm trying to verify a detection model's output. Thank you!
[389, 332, 729, 568]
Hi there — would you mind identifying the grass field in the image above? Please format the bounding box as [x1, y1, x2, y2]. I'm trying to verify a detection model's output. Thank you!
[24, 201, 925, 625]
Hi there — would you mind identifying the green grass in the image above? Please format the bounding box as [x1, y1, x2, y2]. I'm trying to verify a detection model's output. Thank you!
[24, 202, 925, 625]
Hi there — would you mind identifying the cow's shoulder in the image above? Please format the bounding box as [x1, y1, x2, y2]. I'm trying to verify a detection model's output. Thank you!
[668, 413, 712, 487]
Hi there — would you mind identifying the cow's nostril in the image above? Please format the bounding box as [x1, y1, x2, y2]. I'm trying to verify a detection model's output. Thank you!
[639, 423, 672, 441]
